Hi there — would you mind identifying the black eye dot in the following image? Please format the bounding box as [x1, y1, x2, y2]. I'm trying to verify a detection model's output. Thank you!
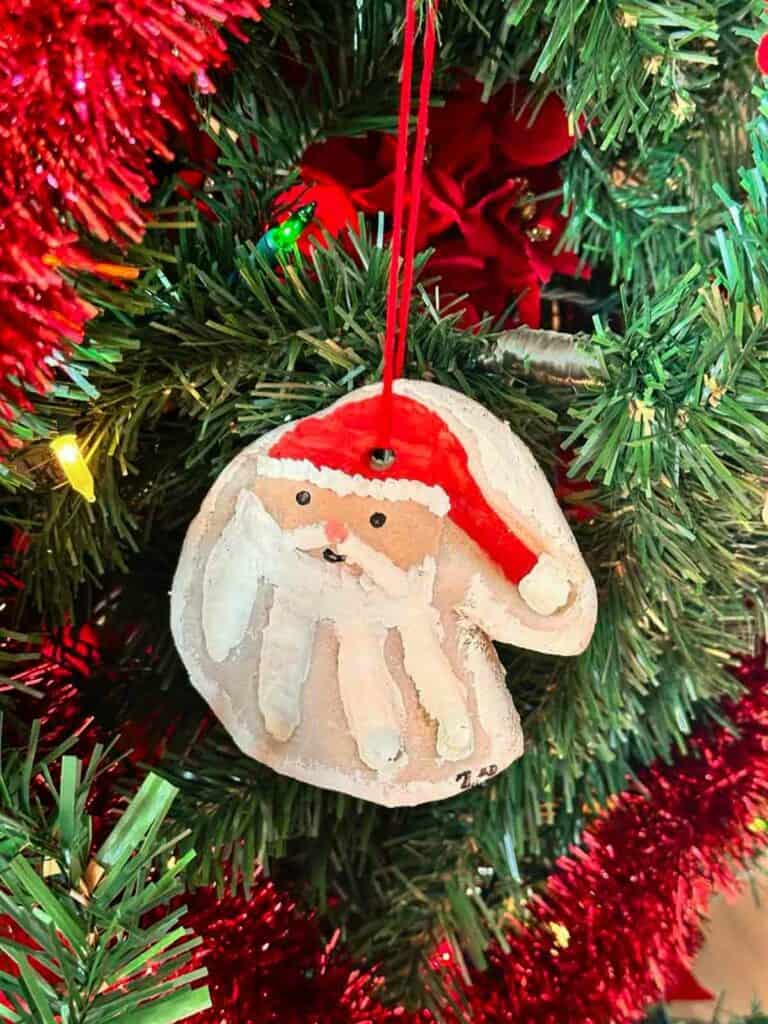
[296, 490, 311, 506]
[370, 512, 387, 528]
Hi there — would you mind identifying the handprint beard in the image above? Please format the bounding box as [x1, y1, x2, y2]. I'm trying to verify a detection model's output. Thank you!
[173, 467, 529, 806]
[204, 488, 472, 773]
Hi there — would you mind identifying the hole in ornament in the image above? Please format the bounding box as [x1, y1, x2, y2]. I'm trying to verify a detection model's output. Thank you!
[369, 448, 396, 471]
[370, 512, 387, 528]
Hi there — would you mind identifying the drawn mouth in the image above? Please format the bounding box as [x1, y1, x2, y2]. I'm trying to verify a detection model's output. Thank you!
[323, 548, 346, 564]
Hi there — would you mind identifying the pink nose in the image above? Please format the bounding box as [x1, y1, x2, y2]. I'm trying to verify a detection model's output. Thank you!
[325, 520, 348, 544]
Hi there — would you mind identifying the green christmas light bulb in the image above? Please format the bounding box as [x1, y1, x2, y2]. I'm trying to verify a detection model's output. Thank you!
[256, 202, 317, 264]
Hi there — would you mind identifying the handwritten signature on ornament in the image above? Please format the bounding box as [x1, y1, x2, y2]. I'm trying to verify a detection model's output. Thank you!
[455, 764, 499, 791]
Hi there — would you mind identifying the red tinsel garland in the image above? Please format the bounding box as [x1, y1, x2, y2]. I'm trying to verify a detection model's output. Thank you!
[0, 0, 267, 435]
[5, 619, 768, 1021]
[173, 657, 767, 1024]
[453, 656, 768, 1023]
[180, 882, 425, 1024]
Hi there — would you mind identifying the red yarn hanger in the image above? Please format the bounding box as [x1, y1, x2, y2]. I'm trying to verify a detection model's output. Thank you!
[377, 0, 439, 453]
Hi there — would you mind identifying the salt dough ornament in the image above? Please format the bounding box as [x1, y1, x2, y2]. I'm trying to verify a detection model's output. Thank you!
[171, 380, 597, 807]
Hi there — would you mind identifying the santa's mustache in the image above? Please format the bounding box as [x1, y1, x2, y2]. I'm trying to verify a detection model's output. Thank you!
[285, 520, 429, 599]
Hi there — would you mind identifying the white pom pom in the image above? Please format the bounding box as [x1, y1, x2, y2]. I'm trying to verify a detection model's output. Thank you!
[518, 554, 571, 616]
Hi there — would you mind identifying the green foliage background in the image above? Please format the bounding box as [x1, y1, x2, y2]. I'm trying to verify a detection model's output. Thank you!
[0, 731, 211, 1024]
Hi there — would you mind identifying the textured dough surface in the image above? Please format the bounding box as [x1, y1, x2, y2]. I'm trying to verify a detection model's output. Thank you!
[171, 381, 596, 806]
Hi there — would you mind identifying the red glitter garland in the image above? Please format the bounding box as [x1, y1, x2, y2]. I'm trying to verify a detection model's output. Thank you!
[452, 656, 768, 1023]
[0, 0, 266, 434]
[5, 621, 768, 1021]
[180, 881, 425, 1024]
[159, 659, 768, 1023]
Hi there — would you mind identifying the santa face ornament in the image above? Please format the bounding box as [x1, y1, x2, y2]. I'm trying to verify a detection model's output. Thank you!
[171, 381, 597, 807]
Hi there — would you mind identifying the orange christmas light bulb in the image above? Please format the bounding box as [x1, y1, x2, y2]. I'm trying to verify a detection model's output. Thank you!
[51, 434, 95, 502]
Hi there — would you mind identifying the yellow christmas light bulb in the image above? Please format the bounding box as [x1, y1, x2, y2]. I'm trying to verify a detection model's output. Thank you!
[51, 434, 95, 502]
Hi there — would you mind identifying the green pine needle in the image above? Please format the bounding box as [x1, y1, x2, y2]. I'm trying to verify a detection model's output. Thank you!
[0, 735, 210, 1024]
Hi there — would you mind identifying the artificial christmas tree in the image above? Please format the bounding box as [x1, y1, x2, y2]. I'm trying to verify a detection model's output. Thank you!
[2, 0, 768, 1020]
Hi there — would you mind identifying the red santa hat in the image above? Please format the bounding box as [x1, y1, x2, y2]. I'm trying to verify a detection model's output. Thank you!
[261, 383, 541, 586]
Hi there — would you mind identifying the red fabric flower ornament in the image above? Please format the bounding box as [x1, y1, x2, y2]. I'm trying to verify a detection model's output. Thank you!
[757, 34, 768, 74]
[287, 78, 588, 328]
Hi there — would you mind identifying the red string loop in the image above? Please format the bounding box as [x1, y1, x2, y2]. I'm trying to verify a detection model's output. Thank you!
[377, 0, 439, 451]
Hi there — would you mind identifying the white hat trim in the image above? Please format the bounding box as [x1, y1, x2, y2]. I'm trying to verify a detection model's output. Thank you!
[255, 455, 450, 517]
